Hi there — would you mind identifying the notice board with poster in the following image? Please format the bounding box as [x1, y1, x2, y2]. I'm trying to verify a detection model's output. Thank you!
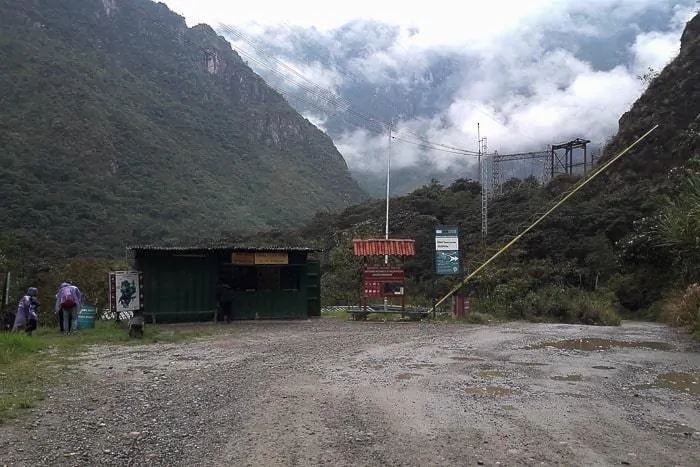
[109, 271, 144, 315]
[362, 265, 405, 298]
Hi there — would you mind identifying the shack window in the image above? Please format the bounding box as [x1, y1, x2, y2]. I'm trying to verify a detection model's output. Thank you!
[257, 267, 280, 291]
[232, 266, 257, 291]
[280, 266, 301, 291]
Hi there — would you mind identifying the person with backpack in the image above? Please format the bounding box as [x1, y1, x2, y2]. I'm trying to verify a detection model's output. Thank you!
[215, 281, 234, 324]
[55, 281, 81, 335]
[13, 287, 39, 335]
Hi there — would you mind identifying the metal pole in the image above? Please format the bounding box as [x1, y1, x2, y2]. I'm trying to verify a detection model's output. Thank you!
[384, 121, 392, 312]
[477, 123, 481, 182]
[385, 121, 392, 251]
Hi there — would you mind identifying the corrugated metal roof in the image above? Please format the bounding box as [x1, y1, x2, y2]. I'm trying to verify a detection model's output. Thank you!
[352, 239, 416, 257]
[127, 244, 318, 253]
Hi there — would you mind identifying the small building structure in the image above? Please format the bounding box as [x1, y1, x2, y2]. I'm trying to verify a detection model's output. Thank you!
[127, 245, 320, 324]
[351, 238, 426, 320]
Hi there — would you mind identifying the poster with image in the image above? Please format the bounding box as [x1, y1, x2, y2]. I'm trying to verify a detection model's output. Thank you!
[109, 271, 143, 313]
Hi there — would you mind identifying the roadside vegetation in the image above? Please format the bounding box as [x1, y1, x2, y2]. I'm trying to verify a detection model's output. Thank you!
[0, 321, 212, 422]
[307, 155, 700, 331]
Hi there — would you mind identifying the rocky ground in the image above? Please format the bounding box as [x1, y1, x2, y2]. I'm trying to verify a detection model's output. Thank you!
[1, 319, 700, 466]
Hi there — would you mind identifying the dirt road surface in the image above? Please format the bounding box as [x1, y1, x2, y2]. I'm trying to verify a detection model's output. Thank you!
[1, 319, 700, 466]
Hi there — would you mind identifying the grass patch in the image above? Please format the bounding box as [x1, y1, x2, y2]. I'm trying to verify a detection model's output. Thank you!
[0, 320, 213, 423]
[321, 308, 348, 320]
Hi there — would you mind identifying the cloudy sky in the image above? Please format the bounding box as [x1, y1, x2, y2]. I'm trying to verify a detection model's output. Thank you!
[161, 0, 697, 185]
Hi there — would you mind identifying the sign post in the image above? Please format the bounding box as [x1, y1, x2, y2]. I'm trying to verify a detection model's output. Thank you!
[109, 271, 144, 322]
[2, 271, 9, 307]
[362, 265, 406, 312]
[435, 225, 461, 318]
[435, 225, 460, 276]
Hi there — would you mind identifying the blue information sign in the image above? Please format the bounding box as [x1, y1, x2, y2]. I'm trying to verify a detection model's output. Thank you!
[435, 225, 460, 275]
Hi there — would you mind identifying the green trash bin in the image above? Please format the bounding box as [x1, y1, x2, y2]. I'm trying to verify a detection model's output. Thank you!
[77, 305, 97, 330]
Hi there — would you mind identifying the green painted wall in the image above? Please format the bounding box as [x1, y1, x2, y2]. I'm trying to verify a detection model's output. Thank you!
[231, 289, 307, 320]
[306, 260, 321, 317]
[136, 251, 321, 323]
[139, 254, 218, 324]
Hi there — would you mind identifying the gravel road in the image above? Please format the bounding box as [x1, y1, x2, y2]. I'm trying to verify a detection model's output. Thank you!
[1, 319, 700, 466]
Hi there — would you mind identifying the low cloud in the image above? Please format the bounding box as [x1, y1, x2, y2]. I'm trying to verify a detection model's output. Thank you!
[209, 1, 698, 182]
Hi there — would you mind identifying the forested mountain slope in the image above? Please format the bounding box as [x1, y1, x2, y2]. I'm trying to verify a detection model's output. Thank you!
[0, 0, 367, 257]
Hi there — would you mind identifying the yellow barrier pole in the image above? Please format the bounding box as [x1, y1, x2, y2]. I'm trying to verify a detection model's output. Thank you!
[431, 124, 660, 313]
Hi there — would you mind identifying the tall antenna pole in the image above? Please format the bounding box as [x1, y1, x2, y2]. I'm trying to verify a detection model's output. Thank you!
[477, 123, 481, 181]
[383, 120, 392, 312]
[481, 136, 488, 245]
[384, 120, 392, 262]
[478, 122, 488, 246]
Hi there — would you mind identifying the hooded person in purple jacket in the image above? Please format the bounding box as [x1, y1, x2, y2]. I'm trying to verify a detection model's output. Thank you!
[13, 287, 39, 334]
[55, 281, 81, 335]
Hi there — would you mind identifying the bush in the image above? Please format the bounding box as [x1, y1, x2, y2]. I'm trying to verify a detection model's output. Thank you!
[498, 286, 621, 326]
[658, 284, 700, 328]
[569, 291, 622, 326]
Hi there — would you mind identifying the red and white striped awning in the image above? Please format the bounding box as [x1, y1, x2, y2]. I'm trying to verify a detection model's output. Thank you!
[352, 239, 416, 257]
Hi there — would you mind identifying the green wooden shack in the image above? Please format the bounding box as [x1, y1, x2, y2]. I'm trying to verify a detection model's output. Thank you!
[127, 245, 320, 324]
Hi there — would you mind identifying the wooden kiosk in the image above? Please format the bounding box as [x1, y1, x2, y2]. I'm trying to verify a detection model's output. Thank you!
[351, 238, 425, 320]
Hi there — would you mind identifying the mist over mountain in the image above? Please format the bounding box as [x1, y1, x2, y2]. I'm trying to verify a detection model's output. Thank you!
[211, 0, 698, 195]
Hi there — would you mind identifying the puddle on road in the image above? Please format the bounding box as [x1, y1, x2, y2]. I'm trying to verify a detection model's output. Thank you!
[501, 405, 517, 411]
[409, 363, 437, 369]
[551, 374, 583, 382]
[662, 420, 698, 435]
[451, 356, 484, 362]
[640, 372, 700, 397]
[511, 361, 548, 367]
[396, 372, 419, 381]
[462, 386, 518, 397]
[528, 338, 672, 351]
[592, 365, 616, 370]
[477, 370, 506, 378]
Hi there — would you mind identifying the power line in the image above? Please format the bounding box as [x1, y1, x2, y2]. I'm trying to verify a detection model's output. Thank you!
[220, 23, 484, 156]
[220, 25, 388, 127]
[218, 23, 558, 169]
[391, 135, 481, 156]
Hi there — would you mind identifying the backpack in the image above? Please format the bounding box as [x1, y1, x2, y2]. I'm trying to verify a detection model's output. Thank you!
[61, 288, 76, 309]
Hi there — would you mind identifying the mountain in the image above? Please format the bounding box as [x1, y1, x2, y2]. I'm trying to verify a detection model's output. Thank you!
[217, 2, 697, 196]
[0, 0, 367, 257]
[231, 10, 700, 322]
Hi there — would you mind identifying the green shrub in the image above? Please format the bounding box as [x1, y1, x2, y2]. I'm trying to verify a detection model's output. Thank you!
[569, 291, 622, 326]
[489, 285, 622, 326]
[658, 284, 700, 329]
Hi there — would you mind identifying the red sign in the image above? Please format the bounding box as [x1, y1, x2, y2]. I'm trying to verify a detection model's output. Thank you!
[363, 280, 383, 297]
[362, 266, 405, 297]
[363, 265, 405, 281]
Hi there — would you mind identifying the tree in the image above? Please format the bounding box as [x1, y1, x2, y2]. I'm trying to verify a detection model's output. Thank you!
[637, 67, 660, 86]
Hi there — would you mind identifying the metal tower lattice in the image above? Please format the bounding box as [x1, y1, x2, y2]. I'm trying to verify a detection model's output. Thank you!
[541, 147, 552, 185]
[491, 150, 502, 198]
[480, 137, 489, 243]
